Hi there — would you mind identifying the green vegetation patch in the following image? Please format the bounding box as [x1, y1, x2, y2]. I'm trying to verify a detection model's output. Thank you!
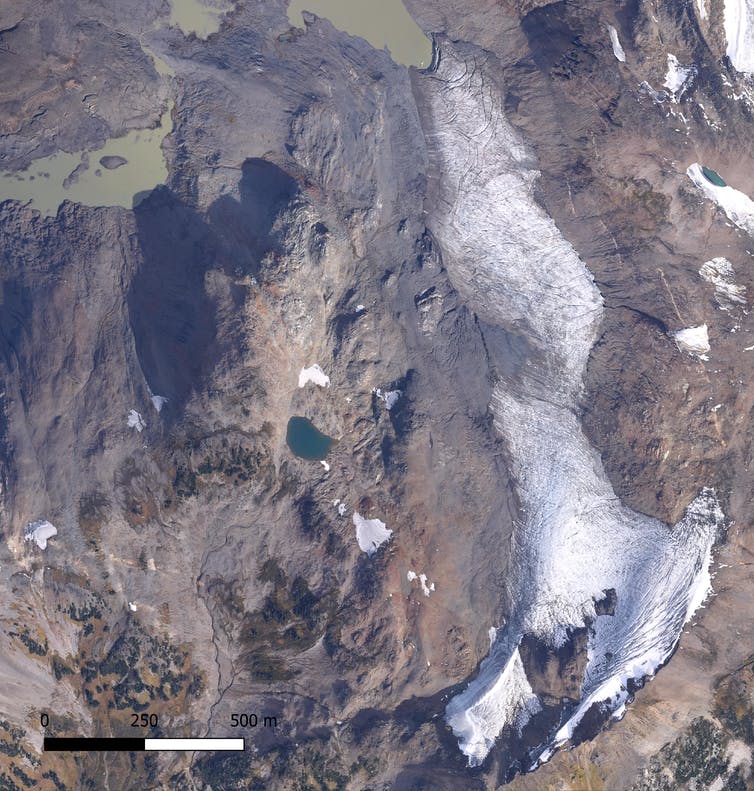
[240, 562, 338, 681]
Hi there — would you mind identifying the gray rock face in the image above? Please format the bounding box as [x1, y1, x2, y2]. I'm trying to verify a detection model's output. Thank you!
[0, 0, 753, 790]
[99, 155, 127, 170]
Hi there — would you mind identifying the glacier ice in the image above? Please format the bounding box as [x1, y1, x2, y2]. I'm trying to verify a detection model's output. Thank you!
[724, 0, 754, 73]
[422, 48, 725, 768]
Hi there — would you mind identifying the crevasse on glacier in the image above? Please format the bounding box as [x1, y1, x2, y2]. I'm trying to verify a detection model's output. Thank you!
[422, 50, 725, 767]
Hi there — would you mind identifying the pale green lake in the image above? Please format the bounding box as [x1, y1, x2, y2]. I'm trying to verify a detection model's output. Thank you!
[287, 0, 432, 68]
[170, 0, 230, 39]
[0, 103, 174, 217]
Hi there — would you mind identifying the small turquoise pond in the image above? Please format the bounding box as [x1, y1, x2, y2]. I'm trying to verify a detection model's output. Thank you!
[286, 416, 335, 460]
[701, 166, 726, 187]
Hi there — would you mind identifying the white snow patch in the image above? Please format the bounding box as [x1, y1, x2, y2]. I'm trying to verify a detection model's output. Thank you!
[333, 499, 347, 517]
[24, 520, 58, 550]
[127, 409, 146, 432]
[699, 257, 747, 310]
[372, 388, 402, 409]
[128, 602, 138, 612]
[407, 570, 435, 596]
[356, 304, 366, 312]
[727, 739, 752, 772]
[724, 0, 754, 73]
[298, 364, 330, 388]
[664, 54, 695, 99]
[697, 0, 708, 19]
[687, 163, 754, 236]
[352, 511, 392, 556]
[320, 460, 330, 472]
[673, 324, 710, 359]
[150, 394, 168, 412]
[488, 627, 498, 646]
[608, 25, 626, 62]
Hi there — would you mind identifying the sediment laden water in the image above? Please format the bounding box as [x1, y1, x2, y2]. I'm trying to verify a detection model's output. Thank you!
[420, 48, 724, 768]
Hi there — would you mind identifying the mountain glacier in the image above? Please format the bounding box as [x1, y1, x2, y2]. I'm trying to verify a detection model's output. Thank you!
[421, 49, 725, 767]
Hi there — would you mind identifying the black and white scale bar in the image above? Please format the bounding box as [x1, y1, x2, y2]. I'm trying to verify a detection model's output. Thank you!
[44, 737, 244, 752]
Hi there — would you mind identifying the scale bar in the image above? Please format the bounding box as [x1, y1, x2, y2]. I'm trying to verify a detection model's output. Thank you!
[145, 738, 243, 751]
[44, 737, 244, 752]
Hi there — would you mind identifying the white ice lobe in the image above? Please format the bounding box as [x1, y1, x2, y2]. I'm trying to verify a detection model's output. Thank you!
[724, 0, 754, 73]
[424, 49, 724, 768]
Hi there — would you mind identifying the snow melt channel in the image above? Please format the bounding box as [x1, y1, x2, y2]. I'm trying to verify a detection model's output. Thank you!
[422, 48, 725, 768]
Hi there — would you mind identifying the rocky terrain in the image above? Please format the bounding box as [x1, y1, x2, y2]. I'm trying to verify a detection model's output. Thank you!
[0, 0, 754, 789]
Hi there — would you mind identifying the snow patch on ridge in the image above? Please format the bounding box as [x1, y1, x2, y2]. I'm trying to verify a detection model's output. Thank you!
[353, 512, 392, 556]
[687, 163, 754, 235]
[298, 364, 330, 388]
[424, 49, 725, 769]
[151, 394, 168, 412]
[664, 54, 696, 100]
[607, 26, 626, 62]
[673, 325, 711, 359]
[373, 388, 402, 409]
[24, 520, 58, 550]
[700, 257, 747, 310]
[407, 570, 435, 596]
[127, 410, 146, 432]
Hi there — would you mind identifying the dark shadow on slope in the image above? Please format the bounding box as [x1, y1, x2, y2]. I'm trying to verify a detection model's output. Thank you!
[129, 159, 299, 412]
[130, 187, 219, 410]
[207, 158, 298, 275]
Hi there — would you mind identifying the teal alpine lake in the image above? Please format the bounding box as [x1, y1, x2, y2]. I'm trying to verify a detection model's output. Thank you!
[701, 166, 726, 187]
[286, 416, 335, 460]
